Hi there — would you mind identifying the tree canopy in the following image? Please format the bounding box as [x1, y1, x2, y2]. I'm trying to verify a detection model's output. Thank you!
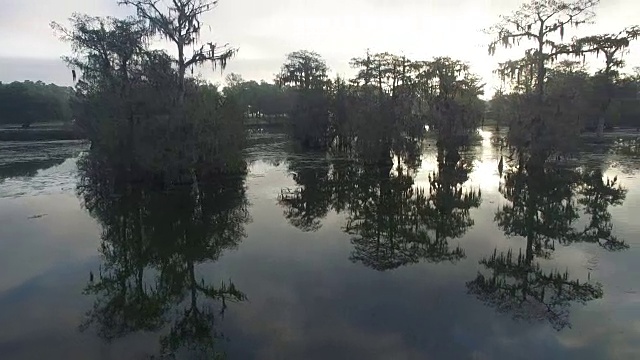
[485, 0, 639, 164]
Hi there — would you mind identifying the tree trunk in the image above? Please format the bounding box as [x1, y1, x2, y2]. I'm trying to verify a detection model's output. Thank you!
[178, 43, 186, 106]
[526, 152, 547, 174]
[596, 116, 605, 139]
[536, 23, 546, 101]
[532, 24, 546, 151]
[597, 76, 614, 140]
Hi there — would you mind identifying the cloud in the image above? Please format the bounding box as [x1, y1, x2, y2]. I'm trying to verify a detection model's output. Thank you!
[0, 0, 639, 97]
[0, 0, 130, 59]
[0, 57, 72, 85]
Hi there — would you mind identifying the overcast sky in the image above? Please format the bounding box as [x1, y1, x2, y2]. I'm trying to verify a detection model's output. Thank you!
[0, 0, 638, 97]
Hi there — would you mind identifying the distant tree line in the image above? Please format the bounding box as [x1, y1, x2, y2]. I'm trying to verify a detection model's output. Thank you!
[222, 74, 294, 119]
[0, 81, 73, 126]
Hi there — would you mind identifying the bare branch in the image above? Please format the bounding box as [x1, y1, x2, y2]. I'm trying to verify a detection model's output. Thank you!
[184, 43, 237, 69]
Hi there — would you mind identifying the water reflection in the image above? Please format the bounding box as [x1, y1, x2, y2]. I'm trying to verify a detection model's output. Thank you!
[77, 151, 249, 358]
[467, 161, 628, 330]
[346, 148, 481, 270]
[279, 143, 482, 271]
[0, 158, 66, 181]
[278, 150, 333, 232]
[609, 137, 640, 174]
[0, 140, 86, 183]
[278, 133, 630, 331]
[577, 169, 627, 250]
[68, 131, 635, 357]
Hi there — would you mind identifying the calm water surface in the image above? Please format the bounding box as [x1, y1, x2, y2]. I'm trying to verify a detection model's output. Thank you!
[0, 132, 639, 359]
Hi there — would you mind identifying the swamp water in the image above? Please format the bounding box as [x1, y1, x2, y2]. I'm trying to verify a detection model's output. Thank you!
[0, 131, 639, 359]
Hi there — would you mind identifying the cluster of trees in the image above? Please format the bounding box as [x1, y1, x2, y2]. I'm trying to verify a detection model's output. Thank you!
[48, 0, 640, 173]
[220, 50, 486, 156]
[333, 53, 486, 158]
[0, 81, 73, 126]
[485, 0, 639, 166]
[52, 0, 244, 183]
[490, 63, 640, 131]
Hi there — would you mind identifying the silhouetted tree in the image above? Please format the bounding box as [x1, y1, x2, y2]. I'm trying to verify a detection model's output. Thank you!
[52, 12, 245, 183]
[277, 50, 331, 149]
[572, 26, 640, 137]
[347, 52, 428, 164]
[119, 0, 236, 105]
[542, 60, 595, 151]
[422, 57, 485, 147]
[487, 0, 600, 163]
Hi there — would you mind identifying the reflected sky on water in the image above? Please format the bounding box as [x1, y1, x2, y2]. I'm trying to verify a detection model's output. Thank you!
[0, 132, 639, 359]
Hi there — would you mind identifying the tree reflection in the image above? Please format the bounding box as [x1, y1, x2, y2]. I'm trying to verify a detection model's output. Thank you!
[278, 151, 333, 232]
[468, 162, 627, 330]
[78, 151, 249, 358]
[421, 148, 481, 251]
[468, 249, 602, 331]
[574, 169, 628, 250]
[278, 143, 482, 271]
[345, 163, 420, 270]
[345, 147, 481, 270]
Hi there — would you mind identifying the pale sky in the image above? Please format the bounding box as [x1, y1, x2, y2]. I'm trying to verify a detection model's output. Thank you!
[0, 0, 639, 97]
